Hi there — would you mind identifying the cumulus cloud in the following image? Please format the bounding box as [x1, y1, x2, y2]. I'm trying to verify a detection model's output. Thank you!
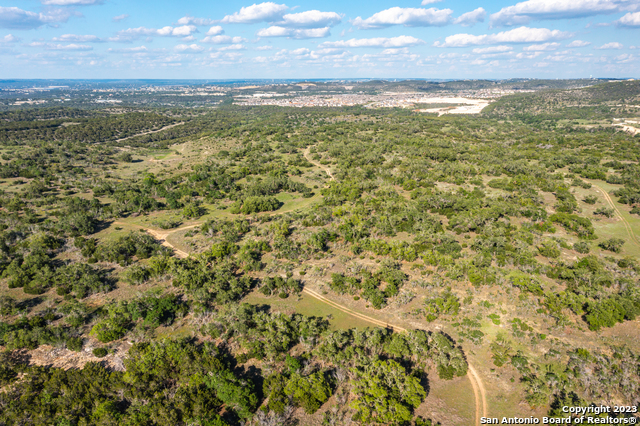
[174, 43, 204, 53]
[421, 0, 443, 4]
[595, 41, 623, 48]
[1, 34, 20, 43]
[472, 45, 512, 53]
[107, 45, 148, 53]
[29, 41, 93, 50]
[201, 35, 247, 44]
[257, 25, 331, 38]
[523, 42, 560, 50]
[617, 11, 640, 26]
[219, 44, 245, 51]
[0, 7, 74, 30]
[567, 39, 591, 47]
[278, 10, 342, 28]
[206, 26, 224, 36]
[221, 2, 287, 24]
[352, 7, 453, 29]
[53, 34, 102, 42]
[256, 45, 273, 50]
[41, 0, 102, 5]
[110, 25, 197, 42]
[177, 16, 217, 26]
[490, 0, 630, 27]
[320, 35, 425, 48]
[453, 7, 486, 26]
[112, 14, 128, 22]
[434, 26, 573, 47]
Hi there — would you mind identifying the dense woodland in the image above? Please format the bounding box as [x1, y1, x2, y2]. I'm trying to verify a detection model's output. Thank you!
[1, 80, 640, 425]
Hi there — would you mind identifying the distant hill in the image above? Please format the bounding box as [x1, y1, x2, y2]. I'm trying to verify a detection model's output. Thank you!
[483, 80, 640, 118]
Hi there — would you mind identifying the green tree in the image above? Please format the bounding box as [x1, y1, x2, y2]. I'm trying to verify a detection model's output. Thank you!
[351, 359, 426, 425]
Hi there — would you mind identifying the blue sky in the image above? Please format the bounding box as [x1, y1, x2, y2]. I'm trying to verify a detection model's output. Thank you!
[0, 0, 638, 79]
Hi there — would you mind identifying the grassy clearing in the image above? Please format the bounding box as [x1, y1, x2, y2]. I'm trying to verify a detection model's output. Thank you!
[243, 290, 375, 331]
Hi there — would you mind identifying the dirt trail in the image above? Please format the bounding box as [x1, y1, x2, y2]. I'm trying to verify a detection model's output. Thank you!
[304, 146, 334, 181]
[116, 122, 185, 143]
[302, 287, 488, 425]
[113, 221, 197, 258]
[590, 183, 640, 246]
[114, 207, 489, 425]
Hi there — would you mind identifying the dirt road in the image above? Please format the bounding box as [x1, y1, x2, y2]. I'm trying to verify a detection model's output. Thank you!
[590, 183, 640, 247]
[304, 146, 334, 181]
[129, 219, 489, 425]
[116, 122, 185, 143]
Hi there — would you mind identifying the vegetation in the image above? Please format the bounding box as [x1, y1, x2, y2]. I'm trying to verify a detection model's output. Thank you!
[1, 79, 639, 425]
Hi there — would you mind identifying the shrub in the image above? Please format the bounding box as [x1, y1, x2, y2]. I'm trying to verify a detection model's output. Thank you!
[573, 241, 590, 254]
[93, 347, 108, 357]
[593, 207, 614, 218]
[598, 238, 625, 253]
[66, 337, 83, 352]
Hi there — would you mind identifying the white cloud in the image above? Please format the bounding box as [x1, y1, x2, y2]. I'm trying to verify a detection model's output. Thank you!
[320, 35, 425, 48]
[206, 26, 224, 36]
[112, 14, 128, 22]
[453, 8, 486, 26]
[219, 44, 246, 51]
[567, 39, 591, 47]
[53, 34, 102, 42]
[0, 7, 74, 30]
[421, 0, 443, 4]
[110, 25, 197, 42]
[381, 47, 410, 54]
[41, 0, 102, 5]
[278, 10, 342, 28]
[490, 0, 629, 27]
[523, 42, 559, 50]
[434, 26, 573, 47]
[256, 45, 273, 50]
[1, 34, 20, 43]
[352, 7, 453, 29]
[614, 53, 633, 62]
[174, 44, 204, 53]
[165, 25, 197, 36]
[516, 51, 544, 58]
[222, 2, 287, 24]
[201, 35, 247, 44]
[29, 42, 93, 51]
[108, 46, 148, 53]
[257, 26, 331, 38]
[617, 11, 640, 26]
[177, 16, 217, 26]
[595, 41, 623, 49]
[472, 45, 513, 53]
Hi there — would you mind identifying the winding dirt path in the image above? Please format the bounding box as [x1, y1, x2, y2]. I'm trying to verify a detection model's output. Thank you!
[304, 146, 334, 181]
[590, 183, 640, 246]
[125, 218, 488, 424]
[116, 122, 185, 143]
[114, 164, 488, 425]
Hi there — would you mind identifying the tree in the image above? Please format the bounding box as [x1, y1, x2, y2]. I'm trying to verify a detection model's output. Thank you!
[598, 238, 625, 253]
[284, 372, 332, 414]
[351, 359, 426, 425]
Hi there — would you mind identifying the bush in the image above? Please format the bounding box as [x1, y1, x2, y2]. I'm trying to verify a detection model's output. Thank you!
[598, 238, 625, 253]
[593, 207, 614, 218]
[66, 337, 83, 352]
[93, 347, 108, 357]
[182, 203, 206, 219]
[582, 195, 598, 205]
[573, 241, 590, 254]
